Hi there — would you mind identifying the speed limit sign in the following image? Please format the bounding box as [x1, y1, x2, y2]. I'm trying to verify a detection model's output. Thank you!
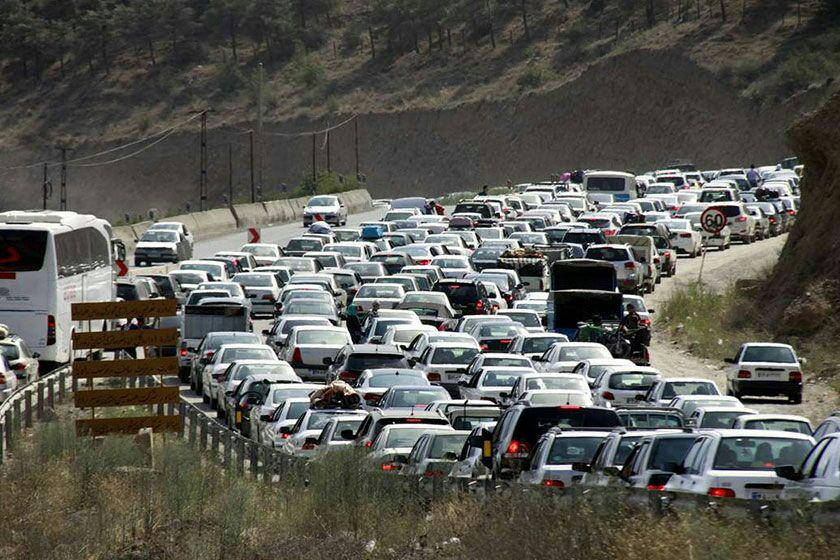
[700, 207, 727, 235]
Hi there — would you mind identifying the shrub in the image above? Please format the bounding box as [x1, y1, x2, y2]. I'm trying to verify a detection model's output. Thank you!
[341, 24, 363, 53]
[517, 63, 547, 89]
[217, 61, 244, 95]
[292, 55, 325, 88]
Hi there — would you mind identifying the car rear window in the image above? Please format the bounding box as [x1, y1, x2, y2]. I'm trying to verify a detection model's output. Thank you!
[286, 239, 322, 252]
[742, 419, 812, 435]
[712, 206, 743, 218]
[586, 247, 630, 262]
[434, 283, 479, 304]
[522, 337, 564, 354]
[481, 372, 521, 387]
[608, 373, 658, 391]
[485, 357, 530, 368]
[741, 346, 796, 363]
[562, 232, 605, 246]
[580, 219, 611, 229]
[429, 434, 469, 459]
[331, 419, 363, 440]
[272, 387, 317, 404]
[701, 411, 750, 429]
[0, 344, 20, 360]
[512, 408, 621, 448]
[648, 438, 696, 470]
[662, 381, 718, 399]
[546, 436, 604, 465]
[367, 373, 427, 388]
[347, 354, 409, 371]
[619, 412, 684, 429]
[431, 347, 479, 365]
[297, 330, 349, 345]
[714, 437, 812, 470]
[221, 348, 275, 362]
[526, 377, 588, 392]
[390, 387, 450, 407]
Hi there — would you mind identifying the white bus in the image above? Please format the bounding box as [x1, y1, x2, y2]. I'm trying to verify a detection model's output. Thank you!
[583, 171, 639, 202]
[0, 211, 115, 371]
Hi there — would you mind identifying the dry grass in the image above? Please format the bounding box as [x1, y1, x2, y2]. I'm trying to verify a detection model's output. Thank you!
[1, 414, 838, 560]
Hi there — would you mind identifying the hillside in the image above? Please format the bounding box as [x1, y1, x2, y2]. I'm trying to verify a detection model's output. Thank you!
[0, 0, 838, 219]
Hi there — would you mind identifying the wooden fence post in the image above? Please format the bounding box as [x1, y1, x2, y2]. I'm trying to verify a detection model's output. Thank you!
[24, 390, 32, 428]
[37, 383, 45, 420]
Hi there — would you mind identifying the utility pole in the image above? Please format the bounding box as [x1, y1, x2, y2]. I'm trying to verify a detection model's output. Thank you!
[326, 130, 331, 173]
[42, 163, 52, 210]
[354, 117, 360, 179]
[311, 133, 317, 182]
[228, 143, 234, 207]
[199, 110, 208, 211]
[249, 130, 255, 203]
[257, 62, 264, 199]
[59, 147, 67, 211]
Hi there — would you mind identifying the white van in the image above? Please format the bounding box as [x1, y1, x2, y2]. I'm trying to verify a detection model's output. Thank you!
[583, 171, 638, 202]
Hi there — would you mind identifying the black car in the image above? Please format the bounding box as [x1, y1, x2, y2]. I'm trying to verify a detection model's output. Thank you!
[433, 279, 493, 317]
[560, 229, 607, 249]
[325, 344, 409, 384]
[473, 322, 527, 352]
[469, 246, 506, 272]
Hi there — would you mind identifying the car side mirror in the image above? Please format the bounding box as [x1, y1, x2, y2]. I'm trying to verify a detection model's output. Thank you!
[634, 394, 645, 401]
[304, 436, 319, 447]
[603, 466, 622, 477]
[647, 309, 655, 314]
[279, 426, 292, 435]
[457, 380, 468, 387]
[392, 455, 408, 465]
[774, 465, 803, 481]
[260, 413, 274, 421]
[369, 337, 382, 344]
[407, 357, 417, 366]
[262, 329, 270, 336]
[499, 392, 509, 399]
[684, 418, 698, 428]
[32, 352, 40, 359]
[571, 462, 591, 473]
[340, 429, 356, 440]
[322, 357, 332, 366]
[723, 357, 735, 364]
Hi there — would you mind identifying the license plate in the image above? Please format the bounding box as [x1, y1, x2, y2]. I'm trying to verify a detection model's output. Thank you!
[751, 491, 778, 500]
[757, 372, 779, 379]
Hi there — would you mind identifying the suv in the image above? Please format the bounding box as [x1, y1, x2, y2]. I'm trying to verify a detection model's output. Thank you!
[325, 344, 409, 384]
[433, 279, 493, 317]
[584, 244, 643, 294]
[698, 187, 740, 203]
[710, 203, 756, 243]
[0, 333, 39, 382]
[724, 343, 803, 403]
[487, 403, 621, 479]
[453, 202, 496, 221]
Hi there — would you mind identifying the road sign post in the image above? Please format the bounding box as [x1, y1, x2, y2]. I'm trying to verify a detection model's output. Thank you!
[698, 207, 727, 284]
[248, 227, 261, 244]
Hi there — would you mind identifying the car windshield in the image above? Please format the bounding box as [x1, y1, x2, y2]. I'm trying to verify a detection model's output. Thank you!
[357, 285, 403, 299]
[512, 408, 620, 449]
[648, 438, 697, 471]
[613, 436, 643, 465]
[434, 258, 467, 268]
[234, 364, 294, 380]
[286, 239, 322, 252]
[366, 373, 426, 388]
[526, 377, 588, 392]
[308, 196, 336, 206]
[701, 411, 750, 429]
[741, 346, 796, 363]
[662, 381, 718, 399]
[140, 230, 178, 243]
[557, 347, 610, 361]
[305, 411, 343, 431]
[390, 388, 449, 407]
[220, 348, 275, 362]
[431, 347, 479, 364]
[743, 419, 812, 435]
[546, 437, 604, 465]
[714, 437, 812, 470]
[285, 301, 333, 316]
[480, 372, 520, 387]
[233, 274, 273, 286]
[563, 232, 604, 246]
[502, 312, 540, 327]
[347, 354, 408, 370]
[272, 388, 316, 404]
[373, 320, 413, 337]
[608, 373, 658, 390]
[586, 247, 630, 262]
[297, 330, 348, 345]
[170, 272, 205, 285]
[620, 412, 684, 429]
[522, 337, 564, 354]
[429, 434, 468, 459]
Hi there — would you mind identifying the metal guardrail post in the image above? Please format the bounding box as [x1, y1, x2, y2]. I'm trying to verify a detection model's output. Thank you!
[58, 369, 66, 402]
[12, 399, 21, 430]
[236, 438, 245, 475]
[223, 431, 232, 470]
[0, 421, 4, 464]
[36, 382, 45, 420]
[188, 409, 197, 444]
[47, 379, 55, 409]
[24, 390, 32, 428]
[199, 416, 207, 450]
[178, 402, 186, 438]
[211, 424, 220, 459]
[249, 442, 259, 478]
[4, 410, 12, 450]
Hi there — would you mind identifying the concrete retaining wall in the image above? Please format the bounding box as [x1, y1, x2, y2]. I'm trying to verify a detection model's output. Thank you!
[232, 202, 271, 228]
[191, 208, 238, 240]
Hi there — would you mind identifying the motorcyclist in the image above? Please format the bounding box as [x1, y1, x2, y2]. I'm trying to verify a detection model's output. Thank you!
[620, 304, 650, 357]
[620, 304, 641, 331]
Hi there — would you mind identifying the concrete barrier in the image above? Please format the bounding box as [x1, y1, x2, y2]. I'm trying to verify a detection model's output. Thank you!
[232, 202, 271, 228]
[162, 213, 201, 234]
[264, 200, 296, 224]
[190, 208, 238, 240]
[131, 221, 153, 240]
[113, 225, 137, 253]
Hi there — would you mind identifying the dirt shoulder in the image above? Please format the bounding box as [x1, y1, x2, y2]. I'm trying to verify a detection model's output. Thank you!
[645, 234, 838, 422]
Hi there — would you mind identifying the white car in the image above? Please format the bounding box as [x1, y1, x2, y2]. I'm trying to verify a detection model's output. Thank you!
[501, 373, 591, 408]
[323, 242, 376, 263]
[380, 324, 438, 351]
[664, 430, 815, 501]
[351, 284, 406, 314]
[251, 383, 322, 443]
[415, 342, 481, 390]
[307, 415, 369, 458]
[0, 334, 39, 384]
[724, 343, 803, 404]
[591, 366, 662, 406]
[777, 433, 840, 502]
[516, 389, 592, 407]
[365, 424, 454, 473]
[430, 255, 474, 279]
[458, 366, 537, 404]
[280, 325, 352, 382]
[688, 406, 758, 430]
[201, 344, 277, 406]
[134, 228, 190, 266]
[659, 219, 703, 257]
[240, 243, 283, 267]
[232, 272, 282, 317]
[495, 310, 544, 333]
[683, 212, 731, 251]
[278, 409, 366, 458]
[215, 359, 300, 416]
[505, 333, 569, 361]
[303, 195, 347, 226]
[179, 260, 230, 282]
[260, 397, 312, 447]
[667, 395, 744, 418]
[535, 342, 612, 373]
[641, 377, 721, 407]
[519, 429, 611, 489]
[147, 220, 194, 247]
[0, 357, 18, 401]
[730, 413, 813, 435]
[404, 331, 479, 361]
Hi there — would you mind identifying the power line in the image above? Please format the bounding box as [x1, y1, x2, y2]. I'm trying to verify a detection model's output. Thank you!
[264, 114, 358, 138]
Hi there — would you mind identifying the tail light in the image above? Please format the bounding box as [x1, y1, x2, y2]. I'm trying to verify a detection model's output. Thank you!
[737, 370, 751, 379]
[363, 392, 382, 403]
[624, 262, 635, 269]
[789, 371, 802, 382]
[499, 339, 512, 345]
[604, 229, 617, 236]
[338, 371, 356, 382]
[475, 300, 485, 311]
[416, 259, 430, 265]
[505, 439, 530, 457]
[381, 462, 400, 471]
[647, 483, 666, 491]
[640, 318, 651, 327]
[427, 372, 441, 382]
[280, 432, 291, 439]
[787, 210, 796, 215]
[291, 348, 303, 364]
[602, 391, 615, 400]
[708, 487, 736, 498]
[480, 344, 489, 351]
[180, 348, 188, 357]
[769, 217, 777, 223]
[262, 294, 276, 302]
[543, 479, 565, 488]
[424, 470, 445, 477]
[735, 216, 748, 222]
[679, 233, 692, 238]
[365, 440, 373, 448]
[47, 315, 56, 345]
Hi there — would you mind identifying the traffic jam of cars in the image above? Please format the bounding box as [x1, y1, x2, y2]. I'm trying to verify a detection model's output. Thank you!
[4, 163, 835, 508]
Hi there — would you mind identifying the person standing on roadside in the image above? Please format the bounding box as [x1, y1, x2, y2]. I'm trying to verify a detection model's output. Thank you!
[747, 164, 760, 189]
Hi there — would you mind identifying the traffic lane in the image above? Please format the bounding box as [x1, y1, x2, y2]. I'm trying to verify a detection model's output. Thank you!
[193, 207, 386, 259]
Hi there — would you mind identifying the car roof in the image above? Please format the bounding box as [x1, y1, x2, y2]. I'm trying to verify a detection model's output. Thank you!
[710, 429, 814, 441]
[661, 377, 717, 384]
[740, 342, 794, 348]
[346, 344, 404, 353]
[737, 413, 811, 422]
